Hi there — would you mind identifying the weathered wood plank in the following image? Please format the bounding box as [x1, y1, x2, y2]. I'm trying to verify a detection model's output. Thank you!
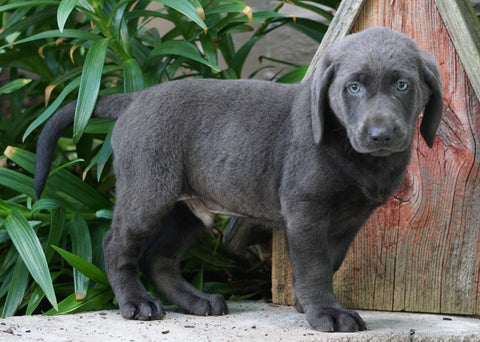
[271, 228, 295, 305]
[434, 0, 480, 100]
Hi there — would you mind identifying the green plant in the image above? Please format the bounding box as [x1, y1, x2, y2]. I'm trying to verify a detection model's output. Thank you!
[0, 0, 335, 317]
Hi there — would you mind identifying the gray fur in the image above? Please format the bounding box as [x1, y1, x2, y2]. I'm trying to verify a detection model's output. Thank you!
[34, 27, 443, 332]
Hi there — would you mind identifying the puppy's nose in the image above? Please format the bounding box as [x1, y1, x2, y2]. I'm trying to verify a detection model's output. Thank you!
[368, 126, 394, 145]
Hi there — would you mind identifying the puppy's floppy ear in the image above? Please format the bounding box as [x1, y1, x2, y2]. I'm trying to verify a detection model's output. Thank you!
[310, 59, 334, 144]
[420, 54, 444, 148]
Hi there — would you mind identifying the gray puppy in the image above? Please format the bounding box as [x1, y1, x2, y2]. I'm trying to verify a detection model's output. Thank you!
[34, 27, 443, 332]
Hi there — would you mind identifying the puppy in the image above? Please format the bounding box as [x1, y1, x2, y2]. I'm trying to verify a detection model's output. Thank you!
[35, 27, 443, 332]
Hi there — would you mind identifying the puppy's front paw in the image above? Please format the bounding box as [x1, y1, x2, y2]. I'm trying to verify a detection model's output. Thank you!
[183, 294, 228, 316]
[121, 297, 165, 321]
[306, 307, 366, 332]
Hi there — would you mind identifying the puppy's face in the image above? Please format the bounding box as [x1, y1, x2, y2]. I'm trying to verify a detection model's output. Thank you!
[329, 61, 427, 156]
[312, 28, 443, 156]
[329, 39, 432, 156]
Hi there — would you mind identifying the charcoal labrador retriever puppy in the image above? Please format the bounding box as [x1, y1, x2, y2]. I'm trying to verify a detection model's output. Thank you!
[34, 27, 443, 332]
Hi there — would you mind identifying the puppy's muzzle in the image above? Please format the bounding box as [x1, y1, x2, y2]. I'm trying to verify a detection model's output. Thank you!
[349, 119, 409, 156]
[367, 125, 394, 146]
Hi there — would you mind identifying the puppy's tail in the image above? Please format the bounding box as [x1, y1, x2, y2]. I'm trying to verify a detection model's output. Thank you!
[34, 93, 134, 199]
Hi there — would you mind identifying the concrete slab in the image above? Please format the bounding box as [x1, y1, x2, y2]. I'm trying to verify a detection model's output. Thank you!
[1, 301, 479, 342]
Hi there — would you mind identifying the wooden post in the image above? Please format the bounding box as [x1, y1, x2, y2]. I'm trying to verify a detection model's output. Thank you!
[271, 228, 295, 305]
[271, 0, 480, 315]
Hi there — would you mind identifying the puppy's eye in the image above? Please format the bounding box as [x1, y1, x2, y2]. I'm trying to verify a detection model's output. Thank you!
[397, 80, 409, 91]
[347, 83, 361, 94]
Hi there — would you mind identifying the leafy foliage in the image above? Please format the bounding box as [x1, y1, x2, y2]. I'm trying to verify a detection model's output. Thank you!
[0, 0, 334, 317]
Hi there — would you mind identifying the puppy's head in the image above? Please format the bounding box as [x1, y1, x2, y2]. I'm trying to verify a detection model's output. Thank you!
[311, 27, 443, 156]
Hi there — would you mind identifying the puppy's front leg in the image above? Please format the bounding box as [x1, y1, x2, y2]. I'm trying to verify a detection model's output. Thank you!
[283, 201, 366, 332]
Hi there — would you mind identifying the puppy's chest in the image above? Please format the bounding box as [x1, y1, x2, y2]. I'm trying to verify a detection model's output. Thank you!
[356, 176, 400, 205]
[325, 186, 382, 237]
[328, 153, 409, 206]
[355, 163, 408, 206]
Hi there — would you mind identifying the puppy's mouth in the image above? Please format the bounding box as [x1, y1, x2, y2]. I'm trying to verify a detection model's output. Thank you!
[369, 149, 395, 157]
[352, 143, 409, 156]
[349, 135, 409, 157]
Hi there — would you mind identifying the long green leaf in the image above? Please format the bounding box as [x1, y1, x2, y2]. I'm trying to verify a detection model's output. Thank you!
[1, 257, 29, 318]
[149, 40, 221, 72]
[52, 245, 109, 286]
[95, 134, 113, 178]
[154, 0, 207, 33]
[5, 209, 58, 311]
[110, 2, 131, 57]
[0, 168, 36, 199]
[0, 268, 13, 300]
[285, 0, 334, 21]
[23, 64, 120, 141]
[0, 1, 59, 12]
[0, 29, 100, 50]
[205, 3, 246, 14]
[4, 147, 112, 210]
[0, 246, 17, 276]
[73, 37, 112, 142]
[0, 79, 32, 95]
[214, 10, 289, 31]
[57, 0, 79, 32]
[26, 271, 62, 315]
[83, 118, 115, 134]
[47, 207, 66, 261]
[276, 65, 309, 84]
[3, 5, 29, 31]
[305, 0, 339, 8]
[23, 77, 81, 141]
[0, 7, 57, 42]
[0, 168, 66, 211]
[84, 125, 113, 181]
[200, 33, 218, 66]
[68, 213, 92, 300]
[47, 159, 85, 178]
[229, 34, 261, 76]
[123, 58, 144, 92]
[44, 288, 114, 315]
[286, 18, 328, 43]
[47, 163, 112, 209]
[25, 284, 47, 316]
[32, 199, 66, 262]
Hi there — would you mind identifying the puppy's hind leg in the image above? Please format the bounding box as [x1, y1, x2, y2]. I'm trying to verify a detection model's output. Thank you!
[103, 180, 178, 321]
[140, 202, 228, 316]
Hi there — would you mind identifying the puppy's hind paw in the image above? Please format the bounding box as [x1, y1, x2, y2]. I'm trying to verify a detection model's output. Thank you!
[121, 298, 165, 321]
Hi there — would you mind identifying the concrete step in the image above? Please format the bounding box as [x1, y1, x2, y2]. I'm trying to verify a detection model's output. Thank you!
[1, 301, 479, 341]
